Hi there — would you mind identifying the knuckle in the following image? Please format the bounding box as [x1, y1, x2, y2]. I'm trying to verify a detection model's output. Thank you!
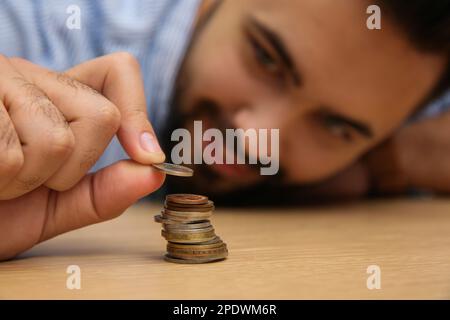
[0, 149, 24, 175]
[0, 120, 19, 150]
[94, 103, 121, 132]
[112, 52, 139, 69]
[45, 128, 76, 156]
[55, 72, 101, 97]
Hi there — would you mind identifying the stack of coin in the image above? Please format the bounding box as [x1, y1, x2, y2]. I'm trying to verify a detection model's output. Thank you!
[154, 194, 228, 264]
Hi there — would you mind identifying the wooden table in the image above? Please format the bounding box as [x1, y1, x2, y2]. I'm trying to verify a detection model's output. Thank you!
[1, 198, 450, 299]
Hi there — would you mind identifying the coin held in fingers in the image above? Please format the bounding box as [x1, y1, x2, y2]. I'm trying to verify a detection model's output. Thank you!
[152, 163, 194, 177]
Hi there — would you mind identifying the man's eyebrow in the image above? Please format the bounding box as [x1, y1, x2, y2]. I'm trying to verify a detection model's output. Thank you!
[321, 108, 374, 139]
[249, 17, 302, 86]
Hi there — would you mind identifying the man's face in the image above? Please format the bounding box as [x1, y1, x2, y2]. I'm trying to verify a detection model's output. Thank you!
[171, 0, 445, 195]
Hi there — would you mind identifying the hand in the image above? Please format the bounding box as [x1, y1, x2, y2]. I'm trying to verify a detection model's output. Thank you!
[0, 53, 166, 260]
[365, 112, 450, 194]
[363, 138, 410, 195]
[304, 161, 371, 201]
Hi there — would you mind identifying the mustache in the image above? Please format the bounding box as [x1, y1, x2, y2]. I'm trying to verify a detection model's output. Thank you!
[188, 99, 268, 174]
[184, 98, 231, 128]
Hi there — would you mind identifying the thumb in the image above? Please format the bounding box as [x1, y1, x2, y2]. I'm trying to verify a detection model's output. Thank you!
[39, 160, 166, 242]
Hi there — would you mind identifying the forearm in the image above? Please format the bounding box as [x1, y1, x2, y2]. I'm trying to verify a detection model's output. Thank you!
[365, 112, 450, 194]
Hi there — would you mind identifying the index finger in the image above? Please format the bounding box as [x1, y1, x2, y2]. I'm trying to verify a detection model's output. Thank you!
[65, 52, 166, 165]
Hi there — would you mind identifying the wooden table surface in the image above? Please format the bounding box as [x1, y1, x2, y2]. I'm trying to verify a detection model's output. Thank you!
[1, 198, 450, 299]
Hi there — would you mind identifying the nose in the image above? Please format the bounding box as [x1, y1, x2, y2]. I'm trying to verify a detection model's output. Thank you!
[231, 98, 292, 132]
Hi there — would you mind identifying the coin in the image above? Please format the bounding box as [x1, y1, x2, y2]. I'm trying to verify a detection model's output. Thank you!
[166, 194, 208, 205]
[163, 208, 213, 216]
[163, 211, 212, 221]
[193, 236, 223, 245]
[164, 254, 227, 264]
[168, 220, 211, 227]
[164, 226, 214, 234]
[165, 202, 214, 212]
[168, 250, 228, 260]
[155, 194, 228, 264]
[162, 213, 212, 223]
[164, 221, 212, 231]
[167, 236, 223, 248]
[152, 163, 194, 177]
[154, 214, 183, 224]
[167, 244, 228, 257]
[165, 199, 214, 207]
[162, 229, 216, 243]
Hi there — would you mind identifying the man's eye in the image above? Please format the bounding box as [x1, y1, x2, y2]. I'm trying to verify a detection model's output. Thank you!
[322, 116, 355, 142]
[249, 36, 280, 74]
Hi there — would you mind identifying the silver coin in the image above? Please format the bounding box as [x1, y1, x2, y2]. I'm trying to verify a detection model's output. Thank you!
[164, 221, 212, 231]
[162, 215, 211, 224]
[152, 163, 193, 177]
[164, 226, 214, 234]
[163, 209, 213, 217]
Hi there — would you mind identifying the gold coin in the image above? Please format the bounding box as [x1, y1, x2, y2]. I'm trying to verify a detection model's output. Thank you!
[164, 254, 227, 264]
[194, 237, 223, 245]
[168, 251, 228, 261]
[163, 208, 213, 217]
[162, 229, 215, 239]
[167, 244, 228, 258]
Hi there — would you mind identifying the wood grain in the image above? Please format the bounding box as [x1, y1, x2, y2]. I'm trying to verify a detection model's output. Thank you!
[1, 198, 450, 299]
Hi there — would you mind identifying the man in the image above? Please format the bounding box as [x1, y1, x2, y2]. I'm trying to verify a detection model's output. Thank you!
[0, 0, 449, 260]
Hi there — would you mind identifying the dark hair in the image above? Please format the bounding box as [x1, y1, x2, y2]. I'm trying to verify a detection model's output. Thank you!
[379, 0, 450, 53]
[378, 0, 450, 102]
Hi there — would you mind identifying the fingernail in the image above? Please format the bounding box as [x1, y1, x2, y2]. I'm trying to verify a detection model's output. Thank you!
[140, 132, 163, 154]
